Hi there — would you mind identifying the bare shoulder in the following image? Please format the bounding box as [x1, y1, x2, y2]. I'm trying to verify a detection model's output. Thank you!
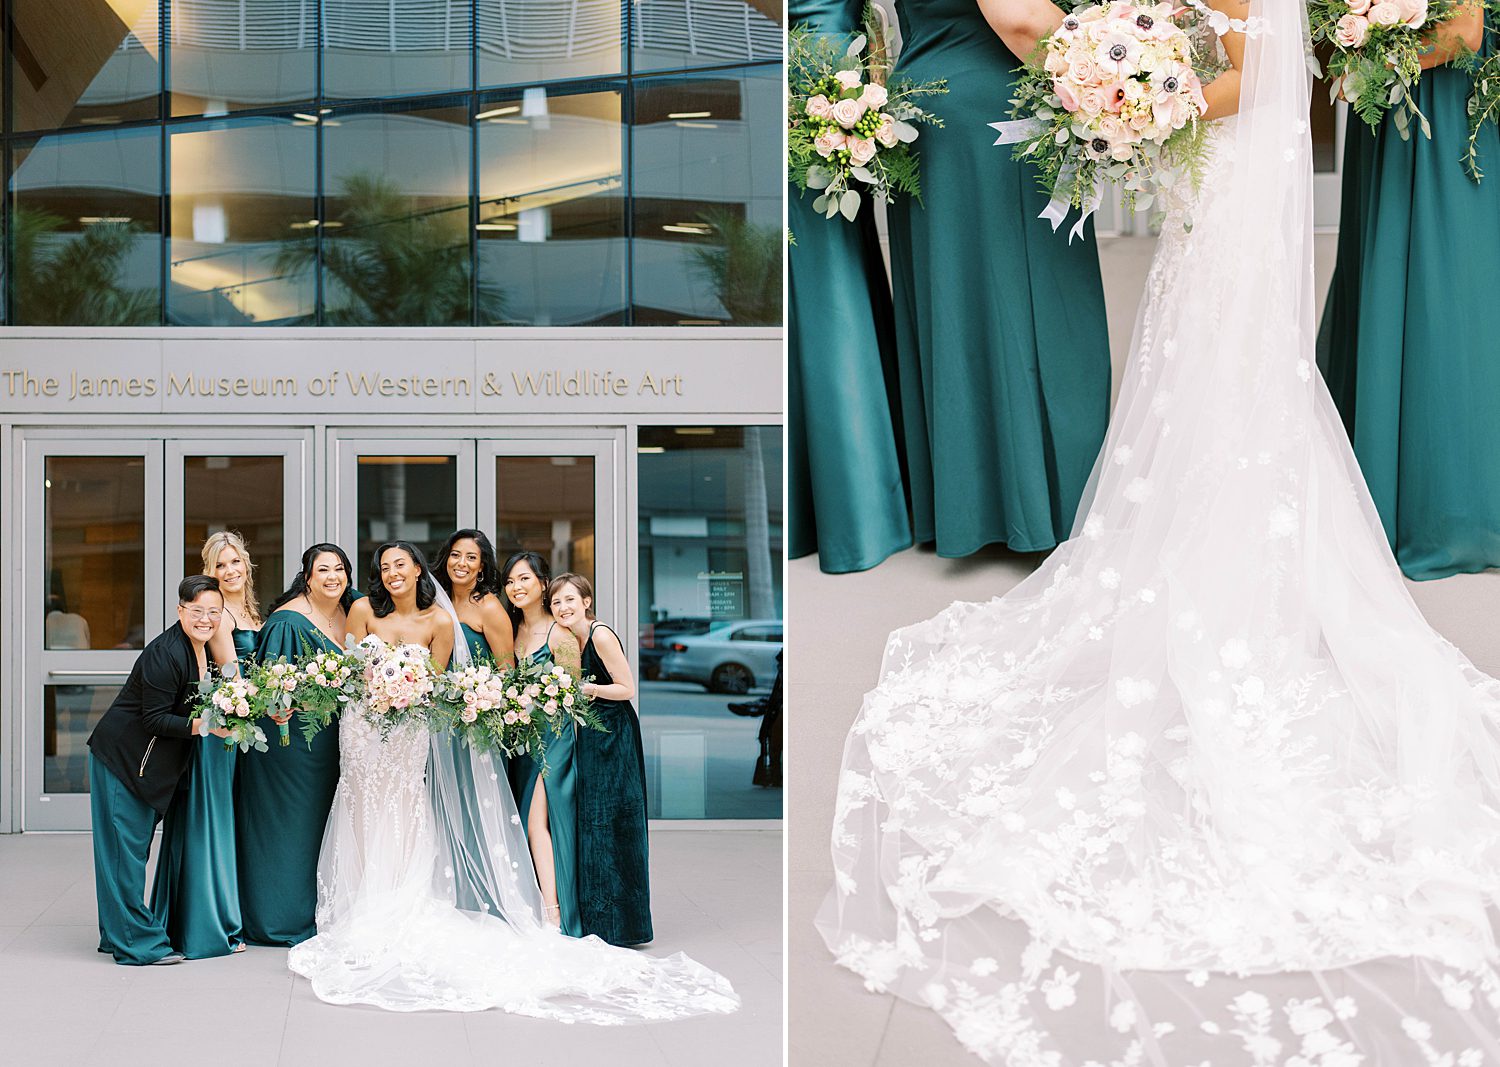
[347, 598, 373, 622]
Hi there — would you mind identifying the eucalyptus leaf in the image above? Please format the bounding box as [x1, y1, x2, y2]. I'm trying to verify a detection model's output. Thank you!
[1389, 81, 1404, 105]
[894, 120, 920, 143]
[839, 189, 861, 221]
[812, 193, 829, 213]
[1134, 192, 1154, 211]
[851, 165, 876, 183]
[845, 34, 867, 58]
[806, 166, 833, 190]
[1056, 129, 1070, 145]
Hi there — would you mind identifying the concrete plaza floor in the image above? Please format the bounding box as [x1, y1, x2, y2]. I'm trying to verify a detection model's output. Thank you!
[0, 828, 782, 1067]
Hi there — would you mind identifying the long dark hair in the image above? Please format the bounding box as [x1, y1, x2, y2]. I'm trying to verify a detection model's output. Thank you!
[500, 550, 551, 636]
[434, 529, 501, 603]
[367, 541, 437, 618]
[267, 543, 357, 615]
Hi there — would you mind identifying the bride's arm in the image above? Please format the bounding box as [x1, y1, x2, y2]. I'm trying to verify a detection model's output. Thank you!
[1419, 1, 1483, 69]
[1201, 0, 1250, 121]
[975, 0, 1067, 63]
[346, 599, 372, 640]
[430, 615, 455, 672]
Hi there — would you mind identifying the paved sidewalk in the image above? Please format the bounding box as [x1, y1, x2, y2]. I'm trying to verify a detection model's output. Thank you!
[0, 829, 782, 1067]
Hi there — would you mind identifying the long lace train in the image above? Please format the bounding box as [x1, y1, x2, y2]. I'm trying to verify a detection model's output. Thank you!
[816, 1, 1500, 1062]
[289, 640, 738, 1021]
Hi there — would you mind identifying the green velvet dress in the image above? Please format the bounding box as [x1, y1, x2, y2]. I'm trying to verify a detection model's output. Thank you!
[1318, 31, 1500, 579]
[888, 0, 1111, 556]
[789, 0, 912, 574]
[575, 623, 652, 946]
[235, 610, 341, 945]
[507, 628, 581, 937]
[148, 628, 250, 958]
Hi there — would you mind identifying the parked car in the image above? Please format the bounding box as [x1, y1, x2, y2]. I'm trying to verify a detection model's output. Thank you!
[657, 619, 783, 694]
[639, 616, 715, 680]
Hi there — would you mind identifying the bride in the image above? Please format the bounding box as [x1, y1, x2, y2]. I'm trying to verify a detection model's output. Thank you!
[818, 0, 1500, 1062]
[288, 541, 738, 1021]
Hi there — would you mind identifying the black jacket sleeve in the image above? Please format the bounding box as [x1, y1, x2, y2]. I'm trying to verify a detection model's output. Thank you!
[137, 640, 197, 739]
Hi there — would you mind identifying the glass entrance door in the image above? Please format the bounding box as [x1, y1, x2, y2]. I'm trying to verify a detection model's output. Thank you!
[21, 431, 310, 830]
[334, 431, 620, 636]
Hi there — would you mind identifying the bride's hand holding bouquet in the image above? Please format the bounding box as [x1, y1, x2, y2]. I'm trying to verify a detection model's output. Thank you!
[999, 1, 1220, 237]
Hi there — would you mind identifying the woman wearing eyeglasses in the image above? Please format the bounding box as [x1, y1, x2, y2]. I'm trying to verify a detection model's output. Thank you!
[148, 533, 264, 958]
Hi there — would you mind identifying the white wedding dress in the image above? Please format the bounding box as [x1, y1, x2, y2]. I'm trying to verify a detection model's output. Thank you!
[287, 595, 739, 1022]
[817, 2, 1500, 1062]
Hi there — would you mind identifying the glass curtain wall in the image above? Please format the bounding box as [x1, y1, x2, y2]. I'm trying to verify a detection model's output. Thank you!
[0, 0, 781, 326]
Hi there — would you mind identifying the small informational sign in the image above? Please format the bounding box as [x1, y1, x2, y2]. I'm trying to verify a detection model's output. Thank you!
[699, 571, 744, 618]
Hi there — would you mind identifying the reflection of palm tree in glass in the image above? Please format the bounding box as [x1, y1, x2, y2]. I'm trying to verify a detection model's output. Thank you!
[13, 209, 157, 325]
[692, 209, 781, 326]
[274, 172, 502, 326]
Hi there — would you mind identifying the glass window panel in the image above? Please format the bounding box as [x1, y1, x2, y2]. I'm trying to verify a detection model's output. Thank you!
[45, 684, 123, 793]
[637, 425, 782, 819]
[10, 0, 160, 132]
[169, 0, 317, 116]
[493, 455, 595, 588]
[356, 455, 458, 572]
[323, 0, 473, 99]
[1312, 94, 1338, 174]
[168, 116, 316, 325]
[630, 68, 781, 326]
[11, 127, 162, 325]
[322, 101, 472, 325]
[477, 0, 623, 87]
[183, 456, 286, 608]
[45, 456, 147, 651]
[631, 0, 781, 75]
[477, 87, 625, 325]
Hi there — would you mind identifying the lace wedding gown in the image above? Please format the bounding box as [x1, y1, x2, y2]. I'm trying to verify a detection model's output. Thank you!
[817, 2, 1500, 1062]
[287, 609, 739, 1022]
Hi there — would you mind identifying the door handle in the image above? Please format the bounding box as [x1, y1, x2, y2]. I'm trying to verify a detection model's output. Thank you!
[47, 670, 131, 679]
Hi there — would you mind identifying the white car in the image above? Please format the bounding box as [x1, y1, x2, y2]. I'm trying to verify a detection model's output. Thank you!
[657, 619, 783, 694]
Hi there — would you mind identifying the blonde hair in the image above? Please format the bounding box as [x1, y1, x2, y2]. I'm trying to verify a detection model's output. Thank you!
[547, 572, 596, 620]
[201, 530, 262, 625]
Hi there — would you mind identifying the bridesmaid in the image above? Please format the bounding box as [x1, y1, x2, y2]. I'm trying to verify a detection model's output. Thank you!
[502, 551, 583, 935]
[549, 573, 653, 946]
[149, 531, 261, 957]
[1318, 5, 1498, 579]
[789, 0, 911, 574]
[435, 529, 515, 667]
[236, 542, 357, 945]
[886, 0, 1110, 557]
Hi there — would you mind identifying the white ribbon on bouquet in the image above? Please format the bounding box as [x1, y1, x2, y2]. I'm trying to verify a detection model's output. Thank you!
[989, 118, 1101, 244]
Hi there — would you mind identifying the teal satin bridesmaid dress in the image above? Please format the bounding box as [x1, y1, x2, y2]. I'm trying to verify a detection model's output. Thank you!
[888, 0, 1111, 556]
[507, 627, 581, 937]
[148, 627, 251, 958]
[236, 610, 341, 945]
[1318, 26, 1500, 579]
[575, 623, 652, 946]
[789, 0, 912, 574]
[445, 621, 506, 914]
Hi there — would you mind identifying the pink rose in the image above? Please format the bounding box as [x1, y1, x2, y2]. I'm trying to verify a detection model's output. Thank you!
[805, 94, 833, 119]
[830, 97, 867, 129]
[1045, 49, 1069, 76]
[848, 137, 878, 165]
[1368, 1, 1400, 25]
[860, 83, 888, 108]
[1335, 12, 1370, 45]
[1397, 0, 1427, 27]
[1079, 86, 1109, 114]
[1346, 0, 1371, 13]
[834, 69, 863, 91]
[1055, 79, 1081, 112]
[1069, 54, 1100, 85]
[874, 113, 900, 147]
[461, 707, 477, 723]
[813, 129, 847, 157]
